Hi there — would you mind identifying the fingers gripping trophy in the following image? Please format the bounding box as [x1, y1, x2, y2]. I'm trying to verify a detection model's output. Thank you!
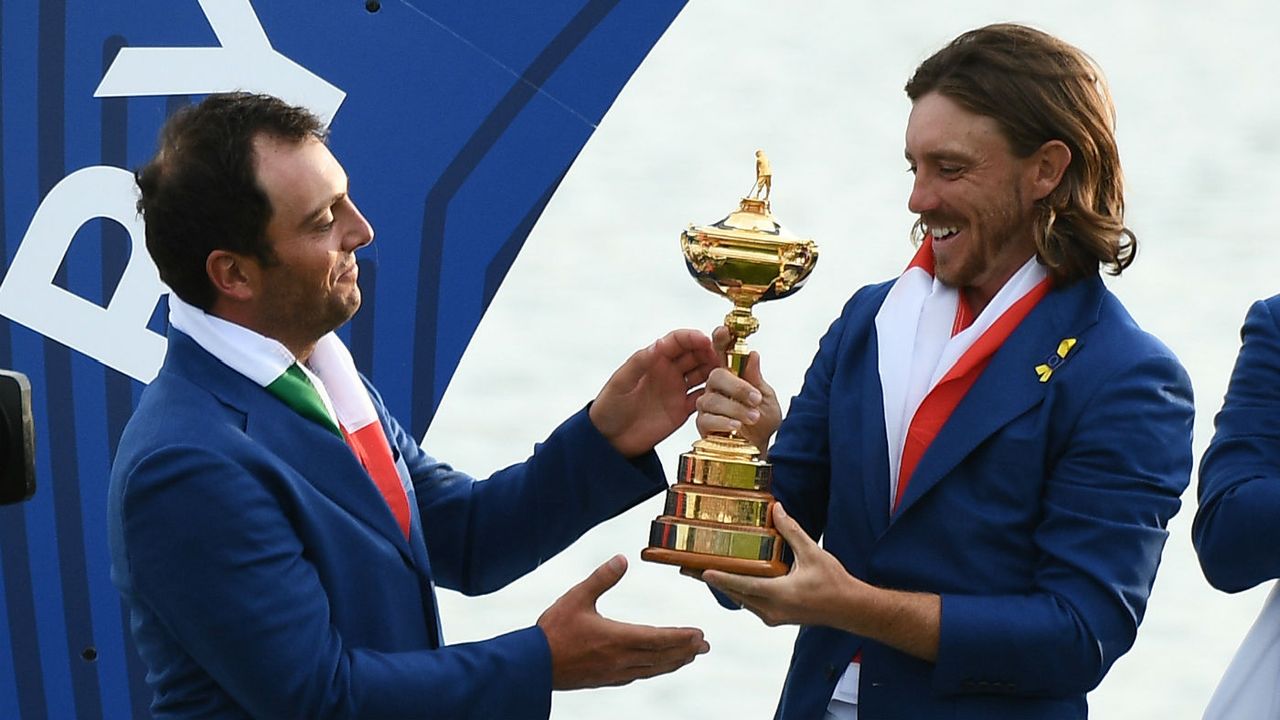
[642, 151, 818, 577]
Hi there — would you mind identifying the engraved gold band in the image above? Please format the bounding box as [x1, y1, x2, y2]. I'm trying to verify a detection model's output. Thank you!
[647, 517, 779, 561]
[662, 486, 772, 528]
[678, 451, 772, 491]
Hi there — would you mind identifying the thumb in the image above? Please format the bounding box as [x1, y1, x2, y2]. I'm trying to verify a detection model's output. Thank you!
[743, 352, 774, 398]
[771, 504, 817, 561]
[572, 554, 627, 606]
[711, 326, 734, 361]
[602, 344, 651, 395]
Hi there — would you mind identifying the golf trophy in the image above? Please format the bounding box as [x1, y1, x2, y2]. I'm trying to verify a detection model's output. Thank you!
[641, 151, 818, 577]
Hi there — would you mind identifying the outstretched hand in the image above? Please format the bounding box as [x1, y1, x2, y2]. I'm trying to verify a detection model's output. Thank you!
[537, 555, 710, 690]
[695, 326, 782, 454]
[590, 329, 719, 458]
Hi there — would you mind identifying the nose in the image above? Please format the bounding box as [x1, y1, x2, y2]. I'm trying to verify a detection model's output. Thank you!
[342, 197, 374, 252]
[907, 174, 940, 215]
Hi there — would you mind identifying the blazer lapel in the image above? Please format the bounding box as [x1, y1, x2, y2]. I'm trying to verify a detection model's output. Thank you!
[861, 325, 892, 539]
[889, 276, 1105, 521]
[245, 405, 416, 562]
[165, 330, 416, 563]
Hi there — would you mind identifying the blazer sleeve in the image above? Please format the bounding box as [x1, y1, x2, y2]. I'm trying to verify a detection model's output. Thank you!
[934, 347, 1194, 697]
[1195, 298, 1280, 592]
[769, 289, 873, 540]
[378, 395, 667, 596]
[118, 444, 553, 720]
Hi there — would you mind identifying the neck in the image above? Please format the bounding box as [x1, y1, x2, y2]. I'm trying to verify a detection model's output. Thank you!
[288, 342, 316, 365]
[960, 286, 996, 318]
[206, 301, 315, 363]
[962, 249, 1038, 317]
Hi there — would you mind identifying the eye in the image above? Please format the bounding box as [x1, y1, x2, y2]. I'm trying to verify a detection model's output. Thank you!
[939, 165, 963, 178]
[906, 165, 917, 175]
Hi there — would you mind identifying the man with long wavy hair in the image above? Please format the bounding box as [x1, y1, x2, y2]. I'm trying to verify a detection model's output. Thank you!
[692, 24, 1193, 719]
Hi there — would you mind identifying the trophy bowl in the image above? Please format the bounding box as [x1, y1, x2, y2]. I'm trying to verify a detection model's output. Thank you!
[683, 198, 818, 306]
[642, 153, 817, 577]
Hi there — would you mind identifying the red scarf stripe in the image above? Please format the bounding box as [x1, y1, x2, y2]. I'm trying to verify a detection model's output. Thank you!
[341, 421, 412, 539]
[892, 276, 1053, 511]
[907, 237, 936, 272]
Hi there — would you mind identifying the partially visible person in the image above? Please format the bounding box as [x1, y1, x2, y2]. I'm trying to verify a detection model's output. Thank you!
[1193, 296, 1280, 720]
[1195, 296, 1280, 590]
[690, 24, 1193, 719]
[109, 92, 716, 719]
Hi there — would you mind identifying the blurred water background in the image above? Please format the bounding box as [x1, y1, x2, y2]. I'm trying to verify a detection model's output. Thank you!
[423, 1, 1279, 717]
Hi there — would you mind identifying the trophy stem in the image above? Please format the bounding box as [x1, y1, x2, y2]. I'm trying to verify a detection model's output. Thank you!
[724, 303, 758, 378]
[726, 346, 749, 377]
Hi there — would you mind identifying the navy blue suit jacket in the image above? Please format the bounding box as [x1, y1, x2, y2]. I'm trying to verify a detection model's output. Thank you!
[766, 275, 1193, 719]
[108, 329, 666, 719]
[1195, 295, 1280, 592]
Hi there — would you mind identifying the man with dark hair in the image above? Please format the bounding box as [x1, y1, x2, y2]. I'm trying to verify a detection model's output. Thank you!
[691, 24, 1193, 719]
[109, 92, 716, 719]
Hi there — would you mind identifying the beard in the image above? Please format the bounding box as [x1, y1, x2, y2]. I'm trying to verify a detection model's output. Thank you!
[929, 183, 1034, 293]
[257, 275, 362, 353]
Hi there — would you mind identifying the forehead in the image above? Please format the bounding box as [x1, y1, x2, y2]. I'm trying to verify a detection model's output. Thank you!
[905, 92, 1012, 160]
[251, 134, 345, 216]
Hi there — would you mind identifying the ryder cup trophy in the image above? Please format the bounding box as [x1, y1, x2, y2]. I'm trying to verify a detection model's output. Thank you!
[641, 151, 818, 577]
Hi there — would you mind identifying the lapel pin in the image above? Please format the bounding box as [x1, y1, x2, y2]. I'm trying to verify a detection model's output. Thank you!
[1035, 338, 1078, 383]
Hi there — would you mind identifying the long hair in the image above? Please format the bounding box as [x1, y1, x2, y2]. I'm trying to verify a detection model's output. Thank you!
[135, 92, 328, 310]
[905, 24, 1134, 284]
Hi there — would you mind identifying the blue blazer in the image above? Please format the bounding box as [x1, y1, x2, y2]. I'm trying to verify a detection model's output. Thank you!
[766, 275, 1193, 719]
[1195, 295, 1280, 592]
[108, 329, 667, 719]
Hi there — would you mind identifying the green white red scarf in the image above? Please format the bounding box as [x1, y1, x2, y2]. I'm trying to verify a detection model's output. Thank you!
[168, 295, 412, 539]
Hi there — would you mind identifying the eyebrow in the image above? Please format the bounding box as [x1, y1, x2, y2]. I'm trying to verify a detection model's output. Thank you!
[904, 147, 975, 165]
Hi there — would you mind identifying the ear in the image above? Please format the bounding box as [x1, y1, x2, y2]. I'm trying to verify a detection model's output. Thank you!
[205, 249, 258, 304]
[1026, 139, 1072, 202]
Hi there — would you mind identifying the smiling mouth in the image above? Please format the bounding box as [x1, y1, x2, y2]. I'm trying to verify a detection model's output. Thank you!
[926, 224, 960, 242]
[337, 264, 358, 282]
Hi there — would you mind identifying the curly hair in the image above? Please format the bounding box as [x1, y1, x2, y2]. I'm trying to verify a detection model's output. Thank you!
[905, 24, 1135, 284]
[135, 92, 327, 309]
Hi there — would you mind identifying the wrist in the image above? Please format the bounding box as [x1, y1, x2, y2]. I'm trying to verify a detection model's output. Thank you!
[587, 400, 639, 458]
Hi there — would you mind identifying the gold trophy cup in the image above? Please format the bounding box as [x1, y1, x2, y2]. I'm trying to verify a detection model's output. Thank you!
[641, 151, 818, 577]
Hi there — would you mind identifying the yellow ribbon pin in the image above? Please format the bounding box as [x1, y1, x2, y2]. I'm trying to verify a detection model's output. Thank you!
[1035, 338, 1077, 383]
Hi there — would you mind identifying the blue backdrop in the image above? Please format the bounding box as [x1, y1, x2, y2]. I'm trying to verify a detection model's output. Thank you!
[0, 1, 684, 716]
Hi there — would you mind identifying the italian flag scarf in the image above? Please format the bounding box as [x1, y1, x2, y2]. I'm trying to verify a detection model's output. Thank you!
[168, 296, 412, 539]
[874, 239, 1051, 513]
